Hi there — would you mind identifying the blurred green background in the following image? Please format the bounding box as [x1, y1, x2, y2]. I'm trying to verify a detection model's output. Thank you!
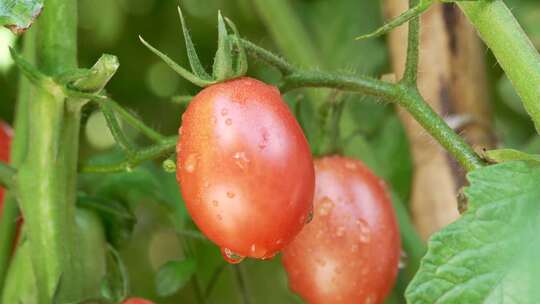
[1, 0, 539, 303]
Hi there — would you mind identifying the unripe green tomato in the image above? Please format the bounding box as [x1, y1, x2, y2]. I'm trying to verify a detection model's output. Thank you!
[2, 209, 107, 303]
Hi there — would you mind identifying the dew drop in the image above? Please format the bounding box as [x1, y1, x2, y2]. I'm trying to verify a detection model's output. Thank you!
[275, 239, 283, 245]
[305, 210, 314, 224]
[233, 151, 250, 170]
[178, 126, 183, 136]
[315, 257, 326, 266]
[365, 294, 377, 304]
[221, 248, 245, 264]
[225, 118, 232, 125]
[227, 191, 236, 198]
[250, 244, 256, 253]
[258, 129, 269, 149]
[221, 108, 228, 116]
[317, 196, 335, 217]
[184, 153, 198, 173]
[212, 200, 219, 207]
[351, 244, 359, 252]
[335, 226, 346, 237]
[355, 219, 371, 243]
[345, 161, 358, 170]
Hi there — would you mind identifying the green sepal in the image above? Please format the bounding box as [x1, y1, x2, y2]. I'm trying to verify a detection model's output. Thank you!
[139, 36, 216, 87]
[177, 7, 212, 80]
[212, 11, 234, 81]
[225, 17, 248, 76]
[355, 0, 433, 40]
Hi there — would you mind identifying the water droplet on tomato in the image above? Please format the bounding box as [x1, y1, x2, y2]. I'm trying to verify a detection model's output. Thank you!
[335, 226, 346, 237]
[258, 129, 269, 149]
[233, 151, 250, 170]
[221, 248, 245, 264]
[212, 200, 219, 207]
[221, 108, 228, 116]
[345, 161, 358, 170]
[250, 244, 256, 253]
[178, 126, 183, 136]
[225, 118, 232, 125]
[365, 294, 377, 304]
[305, 210, 314, 224]
[351, 244, 359, 252]
[275, 239, 283, 245]
[227, 191, 235, 198]
[356, 219, 371, 243]
[317, 196, 334, 217]
[315, 257, 326, 266]
[184, 153, 198, 173]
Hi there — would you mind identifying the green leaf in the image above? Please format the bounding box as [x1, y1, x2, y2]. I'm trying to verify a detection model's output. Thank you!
[155, 259, 196, 297]
[406, 161, 540, 303]
[485, 148, 540, 163]
[0, 0, 43, 34]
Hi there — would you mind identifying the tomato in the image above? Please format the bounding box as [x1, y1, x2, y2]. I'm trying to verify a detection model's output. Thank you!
[0, 121, 12, 206]
[123, 298, 154, 304]
[282, 156, 400, 304]
[177, 77, 314, 261]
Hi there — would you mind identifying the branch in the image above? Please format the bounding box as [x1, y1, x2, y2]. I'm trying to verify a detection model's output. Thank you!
[81, 136, 177, 173]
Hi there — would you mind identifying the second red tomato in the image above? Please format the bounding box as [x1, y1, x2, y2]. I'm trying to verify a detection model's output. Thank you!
[282, 156, 401, 304]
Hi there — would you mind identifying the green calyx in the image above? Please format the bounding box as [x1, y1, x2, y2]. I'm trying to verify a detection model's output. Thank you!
[139, 7, 248, 87]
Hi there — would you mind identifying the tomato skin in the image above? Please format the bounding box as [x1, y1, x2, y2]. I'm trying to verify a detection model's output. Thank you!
[177, 77, 314, 260]
[282, 156, 400, 304]
[123, 298, 154, 304]
[0, 122, 12, 206]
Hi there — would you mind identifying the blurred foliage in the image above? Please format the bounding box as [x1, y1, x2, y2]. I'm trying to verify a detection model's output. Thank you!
[1, 0, 540, 303]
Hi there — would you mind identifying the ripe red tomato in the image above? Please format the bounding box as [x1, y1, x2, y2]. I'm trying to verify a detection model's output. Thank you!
[123, 298, 154, 304]
[177, 77, 314, 261]
[0, 122, 12, 208]
[282, 156, 400, 304]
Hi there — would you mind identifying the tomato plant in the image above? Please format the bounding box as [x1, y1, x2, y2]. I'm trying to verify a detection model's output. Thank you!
[177, 77, 314, 261]
[2, 0, 540, 303]
[282, 156, 400, 304]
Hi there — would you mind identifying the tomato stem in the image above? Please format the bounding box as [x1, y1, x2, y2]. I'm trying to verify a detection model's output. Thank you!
[0, 28, 36, 296]
[81, 136, 177, 173]
[459, 0, 540, 135]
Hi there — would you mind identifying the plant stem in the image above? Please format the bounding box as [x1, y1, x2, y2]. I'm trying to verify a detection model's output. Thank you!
[106, 99, 165, 142]
[0, 28, 35, 295]
[282, 72, 484, 171]
[16, 0, 81, 302]
[459, 0, 540, 134]
[402, 0, 420, 85]
[81, 136, 177, 173]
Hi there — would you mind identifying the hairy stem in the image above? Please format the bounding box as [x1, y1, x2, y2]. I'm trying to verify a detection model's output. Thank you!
[402, 0, 420, 85]
[281, 72, 484, 171]
[81, 136, 177, 173]
[16, 0, 82, 302]
[106, 99, 165, 142]
[459, 0, 540, 133]
[0, 28, 35, 295]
